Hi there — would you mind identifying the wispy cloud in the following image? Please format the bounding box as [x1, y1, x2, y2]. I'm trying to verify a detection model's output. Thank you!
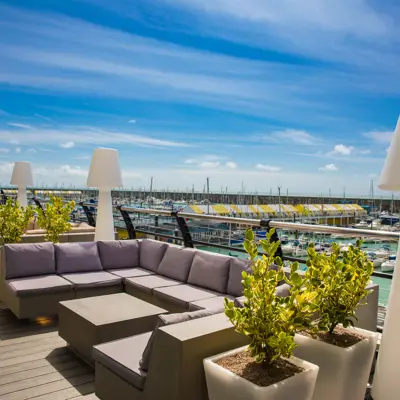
[255, 163, 281, 172]
[0, 109, 10, 116]
[319, 163, 338, 171]
[34, 113, 55, 122]
[128, 119, 136, 123]
[15, 147, 21, 153]
[7, 122, 36, 130]
[262, 129, 318, 146]
[328, 144, 354, 156]
[226, 161, 237, 169]
[0, 148, 10, 153]
[364, 130, 393, 143]
[27, 148, 37, 153]
[60, 141, 76, 149]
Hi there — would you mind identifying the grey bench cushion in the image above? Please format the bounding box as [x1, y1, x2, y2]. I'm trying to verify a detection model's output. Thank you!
[234, 283, 291, 307]
[107, 268, 155, 278]
[125, 275, 183, 295]
[139, 239, 168, 272]
[4, 242, 55, 279]
[98, 240, 140, 269]
[187, 252, 231, 293]
[157, 246, 195, 282]
[55, 242, 103, 274]
[189, 295, 235, 312]
[226, 258, 251, 297]
[61, 271, 122, 289]
[93, 332, 151, 391]
[7, 275, 73, 297]
[154, 284, 219, 310]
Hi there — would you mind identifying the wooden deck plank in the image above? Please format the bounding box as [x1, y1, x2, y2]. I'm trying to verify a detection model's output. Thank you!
[30, 382, 96, 400]
[0, 340, 66, 361]
[0, 331, 59, 348]
[0, 335, 63, 353]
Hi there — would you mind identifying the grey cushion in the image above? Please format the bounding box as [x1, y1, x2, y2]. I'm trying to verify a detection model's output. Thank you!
[7, 275, 73, 297]
[187, 251, 231, 293]
[157, 246, 195, 282]
[153, 284, 219, 310]
[139, 239, 168, 272]
[189, 295, 235, 312]
[125, 275, 182, 295]
[61, 271, 122, 289]
[226, 258, 251, 297]
[98, 240, 140, 269]
[276, 283, 291, 297]
[4, 242, 55, 279]
[93, 332, 151, 390]
[140, 308, 222, 371]
[55, 242, 103, 274]
[107, 268, 155, 278]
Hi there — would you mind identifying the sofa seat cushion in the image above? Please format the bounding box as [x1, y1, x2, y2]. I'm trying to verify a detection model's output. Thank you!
[55, 242, 103, 274]
[153, 284, 219, 310]
[107, 268, 155, 279]
[93, 332, 151, 391]
[125, 275, 183, 295]
[139, 239, 168, 272]
[156, 246, 195, 282]
[7, 275, 73, 297]
[4, 242, 55, 279]
[98, 240, 140, 269]
[187, 251, 231, 293]
[61, 271, 122, 289]
[189, 295, 235, 312]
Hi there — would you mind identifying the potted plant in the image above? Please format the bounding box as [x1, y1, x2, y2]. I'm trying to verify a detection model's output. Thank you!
[294, 241, 378, 400]
[36, 196, 75, 243]
[203, 229, 319, 400]
[0, 198, 34, 245]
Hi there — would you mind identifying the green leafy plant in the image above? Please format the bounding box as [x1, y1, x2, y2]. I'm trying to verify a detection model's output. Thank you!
[36, 196, 75, 243]
[225, 229, 317, 364]
[304, 241, 373, 335]
[0, 198, 35, 245]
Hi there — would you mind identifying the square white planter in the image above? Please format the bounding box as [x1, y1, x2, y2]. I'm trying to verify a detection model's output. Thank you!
[294, 328, 378, 400]
[204, 346, 319, 400]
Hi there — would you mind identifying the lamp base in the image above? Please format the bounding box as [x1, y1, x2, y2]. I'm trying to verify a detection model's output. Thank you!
[95, 189, 115, 241]
[17, 187, 27, 208]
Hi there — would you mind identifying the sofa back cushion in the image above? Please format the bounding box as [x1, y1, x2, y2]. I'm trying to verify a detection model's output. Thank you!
[3, 242, 55, 279]
[55, 242, 103, 274]
[157, 246, 195, 282]
[139, 308, 221, 371]
[227, 258, 251, 297]
[97, 240, 140, 269]
[187, 251, 231, 293]
[139, 239, 168, 272]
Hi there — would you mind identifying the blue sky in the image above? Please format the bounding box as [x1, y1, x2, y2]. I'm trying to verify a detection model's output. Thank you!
[0, 0, 399, 196]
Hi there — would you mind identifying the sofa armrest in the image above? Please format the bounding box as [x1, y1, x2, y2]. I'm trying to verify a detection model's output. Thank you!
[355, 283, 379, 332]
[144, 313, 248, 400]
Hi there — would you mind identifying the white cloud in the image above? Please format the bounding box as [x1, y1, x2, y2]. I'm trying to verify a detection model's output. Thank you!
[9, 139, 19, 145]
[263, 129, 317, 145]
[60, 165, 87, 176]
[0, 109, 10, 116]
[0, 148, 10, 153]
[39, 147, 54, 152]
[226, 161, 237, 169]
[364, 131, 393, 143]
[199, 161, 220, 169]
[7, 122, 36, 130]
[15, 147, 21, 154]
[34, 113, 54, 122]
[60, 141, 75, 149]
[128, 119, 136, 123]
[319, 163, 338, 171]
[368, 173, 378, 179]
[73, 154, 91, 160]
[329, 144, 354, 156]
[255, 163, 281, 172]
[27, 148, 37, 153]
[359, 149, 371, 155]
[184, 159, 195, 164]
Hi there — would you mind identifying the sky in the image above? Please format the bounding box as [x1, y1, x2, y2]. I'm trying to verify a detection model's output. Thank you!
[0, 0, 399, 196]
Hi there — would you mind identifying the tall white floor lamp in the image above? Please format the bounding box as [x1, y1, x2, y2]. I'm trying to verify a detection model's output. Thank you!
[10, 161, 33, 208]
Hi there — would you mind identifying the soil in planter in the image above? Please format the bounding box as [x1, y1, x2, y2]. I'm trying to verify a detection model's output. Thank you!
[302, 326, 365, 348]
[216, 351, 303, 387]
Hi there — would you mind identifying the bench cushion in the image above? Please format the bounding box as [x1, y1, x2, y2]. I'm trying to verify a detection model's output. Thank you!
[157, 246, 195, 282]
[140, 308, 222, 371]
[107, 268, 155, 278]
[93, 332, 151, 391]
[4, 242, 55, 279]
[98, 240, 140, 269]
[139, 239, 168, 272]
[187, 251, 231, 293]
[7, 275, 73, 297]
[226, 258, 251, 297]
[189, 295, 235, 312]
[61, 271, 122, 289]
[153, 284, 219, 310]
[55, 242, 103, 274]
[125, 275, 182, 295]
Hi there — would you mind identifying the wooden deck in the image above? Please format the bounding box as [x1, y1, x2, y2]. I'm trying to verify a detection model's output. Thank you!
[0, 305, 97, 400]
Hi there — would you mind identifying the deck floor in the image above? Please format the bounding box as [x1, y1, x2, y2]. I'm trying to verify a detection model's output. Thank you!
[0, 305, 97, 400]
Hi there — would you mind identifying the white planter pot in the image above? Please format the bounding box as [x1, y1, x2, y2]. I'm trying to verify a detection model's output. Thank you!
[294, 328, 378, 400]
[204, 346, 319, 400]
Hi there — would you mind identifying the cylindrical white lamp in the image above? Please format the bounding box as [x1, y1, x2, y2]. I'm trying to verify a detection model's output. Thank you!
[10, 161, 34, 208]
[372, 115, 400, 400]
[87, 148, 122, 241]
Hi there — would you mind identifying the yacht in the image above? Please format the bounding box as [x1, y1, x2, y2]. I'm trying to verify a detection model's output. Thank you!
[381, 255, 396, 273]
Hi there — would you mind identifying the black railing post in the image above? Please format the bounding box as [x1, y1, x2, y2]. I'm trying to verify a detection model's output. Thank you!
[0, 189, 8, 205]
[260, 219, 283, 259]
[80, 202, 96, 227]
[118, 206, 136, 239]
[33, 197, 45, 215]
[154, 215, 159, 241]
[172, 211, 194, 248]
